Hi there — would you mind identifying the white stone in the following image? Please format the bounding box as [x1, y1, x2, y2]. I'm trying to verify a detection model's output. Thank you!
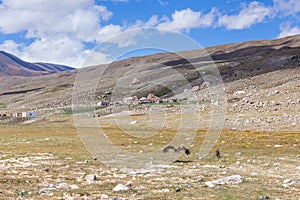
[131, 78, 140, 85]
[205, 181, 215, 188]
[100, 194, 109, 199]
[210, 175, 243, 185]
[251, 172, 258, 176]
[113, 182, 132, 192]
[57, 183, 69, 189]
[234, 90, 246, 96]
[129, 120, 137, 125]
[162, 188, 170, 193]
[70, 185, 79, 190]
[283, 179, 292, 184]
[85, 174, 97, 184]
[192, 86, 200, 92]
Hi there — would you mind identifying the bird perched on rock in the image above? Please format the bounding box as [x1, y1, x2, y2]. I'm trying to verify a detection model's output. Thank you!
[163, 145, 190, 155]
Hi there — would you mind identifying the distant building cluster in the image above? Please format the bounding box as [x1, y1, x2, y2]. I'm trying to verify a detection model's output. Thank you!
[0, 111, 38, 118]
[96, 93, 166, 108]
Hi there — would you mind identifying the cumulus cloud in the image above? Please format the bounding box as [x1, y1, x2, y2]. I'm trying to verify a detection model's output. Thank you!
[83, 51, 113, 66]
[274, 0, 300, 16]
[0, 0, 112, 41]
[218, 1, 273, 30]
[0, 0, 115, 67]
[0, 40, 23, 57]
[157, 8, 217, 32]
[278, 22, 300, 38]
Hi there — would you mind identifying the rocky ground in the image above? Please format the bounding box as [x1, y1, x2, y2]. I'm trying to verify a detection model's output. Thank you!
[0, 146, 299, 200]
[0, 115, 299, 199]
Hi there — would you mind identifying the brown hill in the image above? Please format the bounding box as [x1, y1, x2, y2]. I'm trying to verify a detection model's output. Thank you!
[0, 34, 299, 125]
[0, 51, 74, 77]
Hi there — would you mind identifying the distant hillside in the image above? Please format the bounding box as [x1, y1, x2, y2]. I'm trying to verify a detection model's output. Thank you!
[0, 34, 299, 115]
[0, 51, 74, 76]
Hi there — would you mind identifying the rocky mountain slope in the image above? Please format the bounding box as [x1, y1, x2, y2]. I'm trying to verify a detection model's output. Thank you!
[0, 51, 74, 76]
[0, 35, 299, 131]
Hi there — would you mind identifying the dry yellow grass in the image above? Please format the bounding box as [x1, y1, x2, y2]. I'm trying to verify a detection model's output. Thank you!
[0, 114, 299, 199]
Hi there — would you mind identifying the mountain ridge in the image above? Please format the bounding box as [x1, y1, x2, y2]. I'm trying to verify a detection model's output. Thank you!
[0, 51, 74, 77]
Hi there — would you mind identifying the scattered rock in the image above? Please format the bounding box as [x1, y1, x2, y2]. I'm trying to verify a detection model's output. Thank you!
[156, 188, 170, 193]
[260, 196, 270, 200]
[235, 152, 243, 156]
[192, 86, 200, 92]
[234, 90, 246, 96]
[70, 184, 79, 190]
[205, 181, 215, 188]
[42, 168, 50, 172]
[161, 188, 170, 193]
[131, 78, 140, 85]
[202, 164, 221, 169]
[57, 182, 69, 189]
[101, 194, 109, 199]
[205, 175, 243, 187]
[191, 164, 198, 169]
[38, 189, 46, 195]
[282, 183, 289, 188]
[129, 120, 137, 125]
[251, 172, 258, 176]
[175, 187, 181, 192]
[85, 174, 97, 184]
[112, 182, 132, 192]
[194, 177, 203, 182]
[19, 192, 24, 198]
[283, 179, 292, 184]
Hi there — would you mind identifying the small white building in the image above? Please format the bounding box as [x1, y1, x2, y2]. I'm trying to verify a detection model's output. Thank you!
[19, 111, 38, 118]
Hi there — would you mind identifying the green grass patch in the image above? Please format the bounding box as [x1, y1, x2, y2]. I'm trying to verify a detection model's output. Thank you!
[0, 102, 6, 108]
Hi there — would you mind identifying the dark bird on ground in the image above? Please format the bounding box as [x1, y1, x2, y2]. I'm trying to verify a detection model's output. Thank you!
[216, 149, 221, 158]
[163, 145, 190, 155]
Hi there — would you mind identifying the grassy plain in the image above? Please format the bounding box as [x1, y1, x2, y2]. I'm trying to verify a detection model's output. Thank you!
[0, 113, 299, 199]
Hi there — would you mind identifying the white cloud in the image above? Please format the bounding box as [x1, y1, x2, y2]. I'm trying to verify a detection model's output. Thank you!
[0, 0, 115, 67]
[274, 0, 300, 15]
[0, 0, 112, 41]
[22, 36, 86, 67]
[157, 8, 217, 32]
[0, 40, 23, 57]
[83, 51, 113, 67]
[218, 1, 273, 30]
[145, 15, 160, 27]
[278, 22, 300, 38]
[158, 0, 168, 6]
[96, 24, 123, 43]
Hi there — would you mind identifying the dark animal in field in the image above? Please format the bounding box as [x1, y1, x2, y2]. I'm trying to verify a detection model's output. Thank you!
[163, 145, 190, 155]
[216, 149, 221, 158]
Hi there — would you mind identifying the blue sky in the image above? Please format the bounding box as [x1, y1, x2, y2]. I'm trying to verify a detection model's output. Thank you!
[0, 0, 299, 67]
